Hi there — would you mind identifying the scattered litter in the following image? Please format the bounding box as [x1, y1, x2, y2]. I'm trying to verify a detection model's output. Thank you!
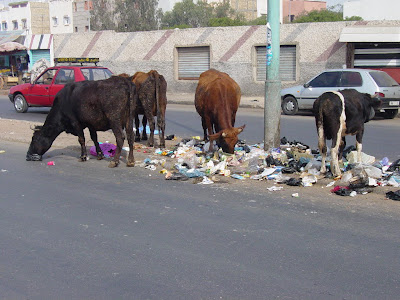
[0, 150, 5, 154]
[267, 186, 283, 191]
[231, 174, 245, 180]
[90, 143, 116, 158]
[47, 161, 55, 166]
[386, 190, 400, 201]
[197, 176, 214, 185]
[1, 169, 8, 172]
[292, 193, 299, 197]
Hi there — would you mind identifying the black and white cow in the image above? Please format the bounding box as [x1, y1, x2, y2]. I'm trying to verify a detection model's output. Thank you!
[312, 89, 381, 177]
[26, 76, 137, 168]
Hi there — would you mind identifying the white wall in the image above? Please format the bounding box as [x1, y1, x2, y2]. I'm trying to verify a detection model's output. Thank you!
[49, 0, 73, 34]
[343, 0, 400, 20]
[0, 4, 30, 33]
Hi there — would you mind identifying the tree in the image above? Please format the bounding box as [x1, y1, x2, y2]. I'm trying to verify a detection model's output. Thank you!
[115, 0, 161, 32]
[91, 0, 115, 31]
[292, 8, 362, 23]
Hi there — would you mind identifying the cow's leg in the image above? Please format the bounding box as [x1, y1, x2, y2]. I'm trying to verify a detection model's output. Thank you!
[157, 114, 166, 148]
[89, 128, 104, 160]
[71, 124, 88, 161]
[134, 114, 141, 142]
[355, 130, 363, 164]
[125, 118, 135, 167]
[317, 122, 327, 174]
[143, 109, 155, 147]
[205, 116, 214, 152]
[141, 115, 148, 141]
[338, 136, 346, 161]
[108, 123, 125, 168]
[201, 117, 208, 141]
[331, 127, 344, 177]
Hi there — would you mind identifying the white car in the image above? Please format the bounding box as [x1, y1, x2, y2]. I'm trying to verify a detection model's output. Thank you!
[281, 69, 400, 119]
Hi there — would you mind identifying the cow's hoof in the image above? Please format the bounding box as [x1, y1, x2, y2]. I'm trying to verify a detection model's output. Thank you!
[80, 156, 88, 162]
[160, 143, 166, 149]
[135, 137, 141, 142]
[126, 161, 135, 167]
[142, 136, 148, 141]
[26, 153, 42, 161]
[97, 152, 104, 160]
[108, 161, 119, 168]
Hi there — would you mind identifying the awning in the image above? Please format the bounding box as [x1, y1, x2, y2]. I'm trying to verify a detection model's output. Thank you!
[0, 41, 27, 53]
[339, 26, 400, 43]
[0, 30, 24, 45]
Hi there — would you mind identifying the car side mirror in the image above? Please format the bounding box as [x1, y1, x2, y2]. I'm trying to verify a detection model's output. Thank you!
[303, 83, 310, 88]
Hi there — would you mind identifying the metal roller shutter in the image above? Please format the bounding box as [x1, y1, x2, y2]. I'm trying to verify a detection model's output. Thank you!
[177, 46, 210, 80]
[256, 45, 296, 81]
[31, 49, 51, 66]
[354, 43, 400, 68]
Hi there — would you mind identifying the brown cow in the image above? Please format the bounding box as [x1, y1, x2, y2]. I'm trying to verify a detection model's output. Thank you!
[131, 70, 167, 148]
[195, 69, 245, 154]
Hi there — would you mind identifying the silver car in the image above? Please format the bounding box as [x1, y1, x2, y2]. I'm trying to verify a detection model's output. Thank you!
[281, 69, 400, 119]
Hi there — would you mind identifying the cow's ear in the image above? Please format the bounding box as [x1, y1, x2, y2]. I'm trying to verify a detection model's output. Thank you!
[209, 132, 222, 141]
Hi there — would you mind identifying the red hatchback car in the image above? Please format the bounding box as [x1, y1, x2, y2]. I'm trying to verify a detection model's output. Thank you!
[9, 62, 113, 113]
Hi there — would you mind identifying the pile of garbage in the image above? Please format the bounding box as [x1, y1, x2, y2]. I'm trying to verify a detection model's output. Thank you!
[133, 136, 400, 199]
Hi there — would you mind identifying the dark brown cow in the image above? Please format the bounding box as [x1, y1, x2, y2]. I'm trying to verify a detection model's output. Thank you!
[26, 76, 137, 168]
[131, 70, 167, 148]
[313, 89, 381, 177]
[195, 69, 245, 154]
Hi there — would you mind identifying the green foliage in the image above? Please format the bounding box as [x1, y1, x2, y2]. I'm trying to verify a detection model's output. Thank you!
[247, 15, 267, 26]
[115, 0, 160, 32]
[161, 0, 251, 29]
[91, 0, 115, 31]
[293, 8, 363, 23]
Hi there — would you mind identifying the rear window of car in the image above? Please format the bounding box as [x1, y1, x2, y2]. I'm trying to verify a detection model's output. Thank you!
[369, 71, 399, 87]
[81, 68, 113, 81]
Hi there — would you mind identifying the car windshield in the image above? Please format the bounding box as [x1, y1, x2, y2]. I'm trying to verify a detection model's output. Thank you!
[369, 71, 399, 87]
[81, 68, 113, 81]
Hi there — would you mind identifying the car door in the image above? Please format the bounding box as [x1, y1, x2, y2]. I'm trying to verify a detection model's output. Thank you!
[28, 69, 57, 106]
[49, 68, 75, 105]
[299, 71, 342, 109]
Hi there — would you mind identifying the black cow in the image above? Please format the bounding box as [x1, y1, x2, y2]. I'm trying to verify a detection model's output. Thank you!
[313, 89, 381, 177]
[26, 76, 137, 168]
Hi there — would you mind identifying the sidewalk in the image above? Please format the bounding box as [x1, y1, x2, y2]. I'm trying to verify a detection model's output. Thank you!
[167, 92, 265, 109]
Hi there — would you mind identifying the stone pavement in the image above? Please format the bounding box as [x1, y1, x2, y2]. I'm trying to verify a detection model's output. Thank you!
[167, 92, 265, 109]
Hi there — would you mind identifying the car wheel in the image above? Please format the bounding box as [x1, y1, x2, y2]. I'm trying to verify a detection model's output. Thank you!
[14, 94, 28, 113]
[382, 109, 398, 119]
[282, 96, 299, 115]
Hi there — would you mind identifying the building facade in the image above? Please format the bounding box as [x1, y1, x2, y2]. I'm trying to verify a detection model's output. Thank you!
[343, 0, 400, 21]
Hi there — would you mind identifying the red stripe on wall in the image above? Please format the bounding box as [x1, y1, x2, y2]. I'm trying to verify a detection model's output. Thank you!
[82, 31, 103, 57]
[143, 30, 173, 60]
[219, 26, 259, 62]
[315, 40, 345, 62]
[29, 35, 35, 50]
[47, 34, 53, 49]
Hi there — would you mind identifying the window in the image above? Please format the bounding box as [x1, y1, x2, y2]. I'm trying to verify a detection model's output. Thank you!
[369, 71, 399, 87]
[256, 45, 297, 81]
[12, 20, 18, 30]
[22, 19, 27, 29]
[35, 69, 57, 85]
[81, 68, 113, 81]
[52, 17, 58, 26]
[75, 27, 78, 32]
[177, 46, 210, 80]
[308, 72, 341, 88]
[73, 2, 77, 12]
[63, 16, 70, 25]
[85, 26, 89, 32]
[2, 22, 7, 31]
[54, 69, 75, 85]
[84, 1, 88, 10]
[341, 72, 362, 87]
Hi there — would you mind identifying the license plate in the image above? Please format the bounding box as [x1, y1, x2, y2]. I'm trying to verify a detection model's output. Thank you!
[389, 101, 399, 106]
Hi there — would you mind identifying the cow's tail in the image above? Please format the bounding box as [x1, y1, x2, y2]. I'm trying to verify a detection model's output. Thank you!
[129, 81, 137, 132]
[153, 71, 162, 125]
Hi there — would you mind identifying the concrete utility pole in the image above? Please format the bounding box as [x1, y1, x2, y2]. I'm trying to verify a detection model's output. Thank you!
[264, 0, 281, 151]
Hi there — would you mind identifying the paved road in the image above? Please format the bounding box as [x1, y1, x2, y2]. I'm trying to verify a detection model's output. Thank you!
[2, 95, 400, 161]
[1, 140, 400, 299]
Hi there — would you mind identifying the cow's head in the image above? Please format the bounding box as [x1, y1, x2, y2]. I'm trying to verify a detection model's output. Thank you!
[365, 93, 382, 122]
[209, 124, 245, 154]
[26, 125, 54, 161]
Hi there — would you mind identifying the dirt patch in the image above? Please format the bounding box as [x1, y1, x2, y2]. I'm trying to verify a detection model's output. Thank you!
[1, 118, 399, 212]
